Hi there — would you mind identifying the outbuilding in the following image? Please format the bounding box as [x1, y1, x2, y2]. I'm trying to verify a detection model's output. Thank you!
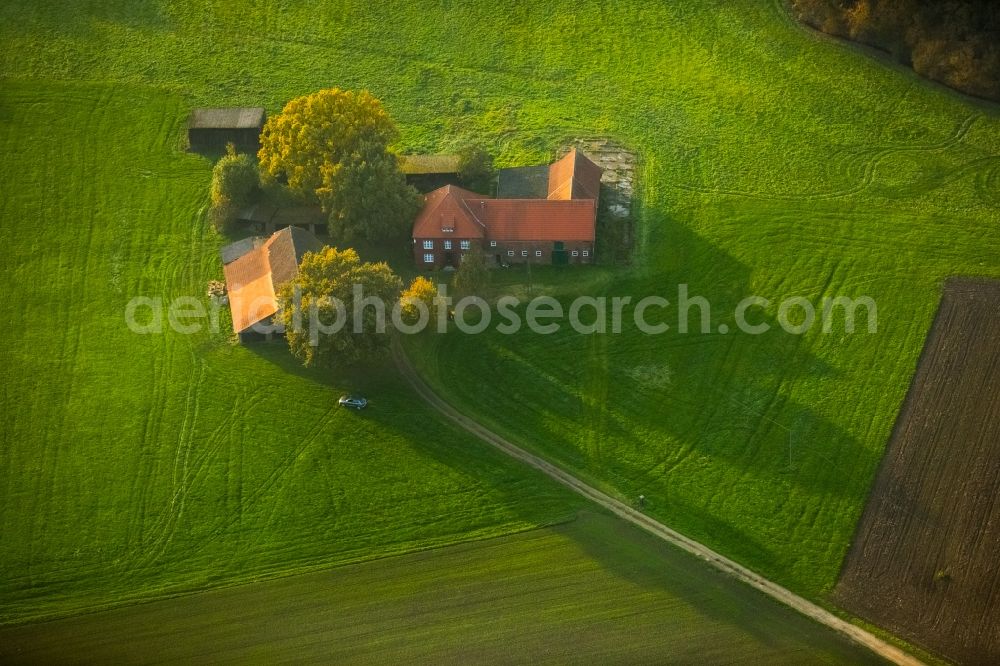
[188, 107, 266, 154]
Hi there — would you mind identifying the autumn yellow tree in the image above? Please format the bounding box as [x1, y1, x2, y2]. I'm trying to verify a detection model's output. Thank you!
[258, 88, 421, 241]
[399, 276, 438, 325]
[277, 247, 403, 369]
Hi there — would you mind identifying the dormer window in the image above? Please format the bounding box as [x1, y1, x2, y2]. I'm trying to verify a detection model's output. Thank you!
[441, 227, 455, 233]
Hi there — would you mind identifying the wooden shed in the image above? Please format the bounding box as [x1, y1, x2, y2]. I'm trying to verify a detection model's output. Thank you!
[188, 107, 266, 154]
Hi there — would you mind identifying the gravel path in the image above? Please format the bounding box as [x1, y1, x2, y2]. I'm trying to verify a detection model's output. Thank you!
[391, 339, 924, 666]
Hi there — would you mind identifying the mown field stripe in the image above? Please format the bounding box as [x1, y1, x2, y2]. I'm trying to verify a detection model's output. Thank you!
[391, 337, 924, 666]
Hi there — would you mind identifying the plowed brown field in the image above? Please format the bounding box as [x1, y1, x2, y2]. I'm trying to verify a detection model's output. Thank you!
[836, 278, 1000, 665]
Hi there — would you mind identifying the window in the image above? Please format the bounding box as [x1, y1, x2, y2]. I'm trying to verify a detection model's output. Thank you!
[423, 240, 433, 250]
[582, 250, 589, 257]
[535, 250, 542, 257]
[507, 250, 514, 256]
[490, 241, 497, 247]
[443, 240, 452, 250]
[423, 253, 434, 263]
[571, 250, 579, 257]
[460, 240, 471, 250]
[521, 250, 528, 257]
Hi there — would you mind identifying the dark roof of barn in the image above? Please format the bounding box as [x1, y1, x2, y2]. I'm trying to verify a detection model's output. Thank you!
[237, 204, 279, 224]
[271, 206, 326, 227]
[189, 107, 266, 130]
[497, 165, 550, 199]
[219, 236, 265, 265]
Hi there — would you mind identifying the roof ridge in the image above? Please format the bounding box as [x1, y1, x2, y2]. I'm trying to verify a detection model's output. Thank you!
[458, 195, 487, 229]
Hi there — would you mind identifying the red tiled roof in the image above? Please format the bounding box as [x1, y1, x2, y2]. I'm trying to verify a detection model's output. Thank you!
[223, 246, 277, 333]
[547, 148, 603, 201]
[484, 199, 596, 242]
[223, 227, 321, 333]
[411, 185, 486, 239]
[412, 150, 602, 244]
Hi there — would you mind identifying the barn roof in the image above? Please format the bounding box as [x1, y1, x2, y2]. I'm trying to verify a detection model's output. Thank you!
[271, 206, 326, 228]
[266, 226, 322, 288]
[399, 154, 461, 175]
[189, 107, 266, 130]
[237, 204, 278, 224]
[220, 236, 264, 265]
[484, 199, 596, 242]
[223, 226, 322, 333]
[547, 148, 603, 201]
[497, 165, 550, 199]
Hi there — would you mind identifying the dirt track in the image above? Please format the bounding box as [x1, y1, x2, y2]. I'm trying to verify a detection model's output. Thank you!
[392, 339, 923, 666]
[836, 278, 1000, 665]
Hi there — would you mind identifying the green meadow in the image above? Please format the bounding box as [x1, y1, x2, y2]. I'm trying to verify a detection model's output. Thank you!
[0, 79, 585, 622]
[0, 513, 883, 664]
[1, 0, 998, 646]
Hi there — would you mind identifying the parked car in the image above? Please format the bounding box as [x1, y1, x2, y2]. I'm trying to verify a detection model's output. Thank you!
[338, 394, 368, 410]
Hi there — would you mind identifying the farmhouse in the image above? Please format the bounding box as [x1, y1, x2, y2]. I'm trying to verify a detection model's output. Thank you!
[412, 149, 602, 268]
[220, 226, 322, 342]
[188, 107, 266, 153]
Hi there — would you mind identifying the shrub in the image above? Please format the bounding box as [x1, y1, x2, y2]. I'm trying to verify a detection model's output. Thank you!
[209, 143, 258, 232]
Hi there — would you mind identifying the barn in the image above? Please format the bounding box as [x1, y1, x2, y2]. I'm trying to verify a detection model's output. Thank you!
[220, 226, 323, 342]
[236, 204, 327, 235]
[188, 107, 266, 154]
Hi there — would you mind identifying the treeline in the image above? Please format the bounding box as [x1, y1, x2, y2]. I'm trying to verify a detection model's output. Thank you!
[789, 0, 1000, 101]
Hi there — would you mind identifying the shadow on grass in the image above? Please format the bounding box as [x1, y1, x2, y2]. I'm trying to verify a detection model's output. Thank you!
[400, 211, 874, 596]
[5, 0, 171, 36]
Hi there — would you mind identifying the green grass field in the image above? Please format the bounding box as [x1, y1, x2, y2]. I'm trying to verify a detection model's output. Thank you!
[0, 512, 883, 664]
[1, 0, 998, 651]
[0, 79, 586, 622]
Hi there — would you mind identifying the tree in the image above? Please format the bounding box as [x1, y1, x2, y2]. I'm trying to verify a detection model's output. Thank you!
[452, 245, 490, 297]
[209, 143, 259, 232]
[323, 142, 422, 242]
[456, 144, 493, 188]
[258, 88, 421, 242]
[399, 276, 438, 325]
[277, 247, 403, 369]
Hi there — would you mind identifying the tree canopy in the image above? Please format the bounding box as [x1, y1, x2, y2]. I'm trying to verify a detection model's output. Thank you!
[790, 0, 1000, 101]
[277, 247, 403, 369]
[399, 276, 438, 325]
[452, 245, 490, 297]
[209, 143, 258, 232]
[456, 144, 494, 190]
[258, 88, 421, 242]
